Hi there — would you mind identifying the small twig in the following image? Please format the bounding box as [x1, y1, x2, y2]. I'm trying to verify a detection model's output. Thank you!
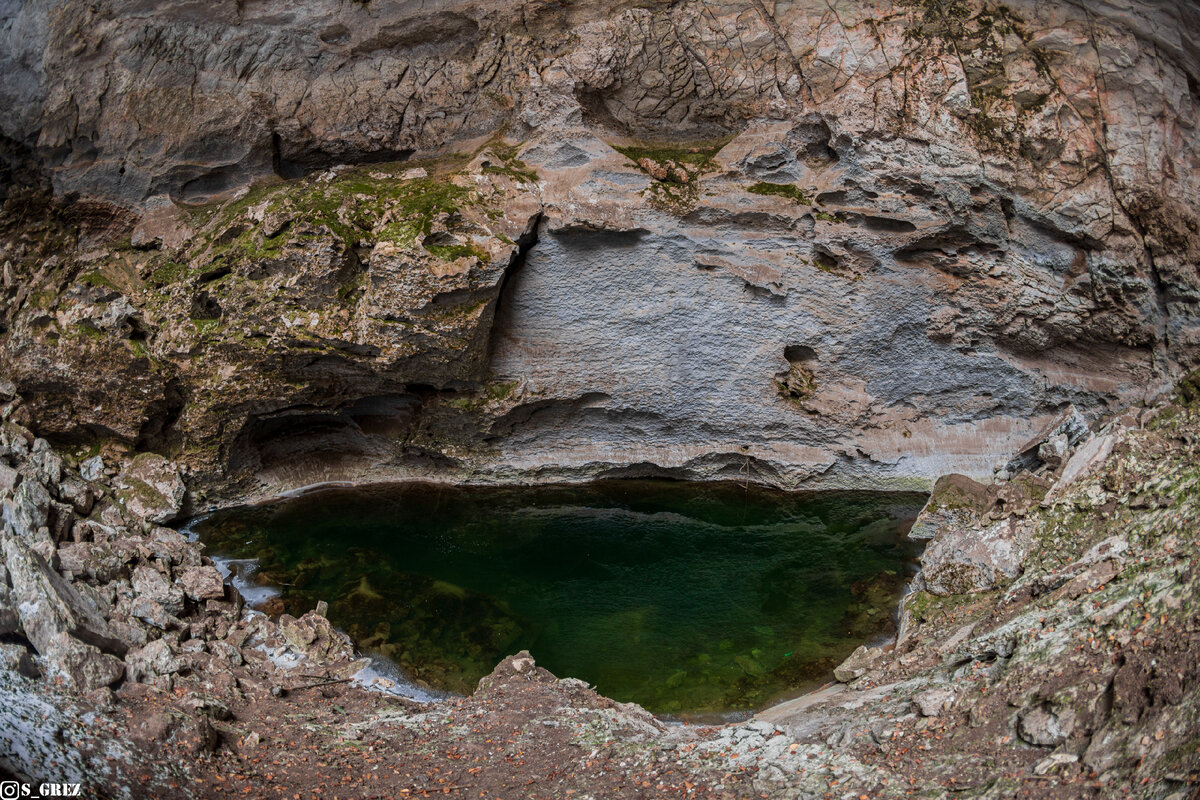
[397, 785, 468, 795]
[288, 677, 352, 691]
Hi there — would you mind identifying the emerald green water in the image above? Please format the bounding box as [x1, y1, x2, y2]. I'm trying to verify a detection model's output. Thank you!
[191, 481, 925, 715]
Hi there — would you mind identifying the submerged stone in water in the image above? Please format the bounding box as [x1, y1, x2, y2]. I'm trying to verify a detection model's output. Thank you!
[191, 481, 924, 715]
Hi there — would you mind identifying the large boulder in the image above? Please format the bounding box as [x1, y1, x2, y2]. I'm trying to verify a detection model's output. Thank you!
[124, 638, 184, 683]
[833, 645, 882, 683]
[1, 531, 128, 657]
[919, 518, 1033, 595]
[131, 564, 185, 616]
[178, 565, 225, 602]
[907, 474, 993, 541]
[116, 454, 185, 524]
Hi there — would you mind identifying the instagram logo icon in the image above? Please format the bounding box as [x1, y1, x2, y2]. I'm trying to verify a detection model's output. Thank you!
[0, 782, 24, 799]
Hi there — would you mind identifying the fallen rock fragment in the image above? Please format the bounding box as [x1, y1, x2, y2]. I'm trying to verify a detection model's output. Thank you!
[178, 565, 225, 602]
[2, 530, 128, 657]
[919, 518, 1031, 595]
[833, 645, 882, 683]
[912, 687, 957, 717]
[116, 453, 185, 523]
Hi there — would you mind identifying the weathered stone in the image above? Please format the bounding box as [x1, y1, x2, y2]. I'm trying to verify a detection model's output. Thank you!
[125, 638, 183, 682]
[1037, 433, 1070, 470]
[912, 687, 958, 717]
[907, 474, 992, 541]
[176, 715, 219, 754]
[56, 540, 134, 583]
[8, 476, 50, 531]
[178, 565, 224, 602]
[79, 456, 105, 482]
[45, 636, 125, 691]
[1005, 406, 1091, 475]
[130, 564, 185, 616]
[29, 439, 61, 485]
[127, 596, 174, 630]
[57, 478, 93, 515]
[48, 500, 74, 543]
[279, 612, 356, 663]
[920, 518, 1032, 595]
[1049, 433, 1117, 497]
[1018, 702, 1078, 747]
[147, 527, 199, 567]
[833, 645, 882, 683]
[0, 642, 38, 678]
[180, 693, 232, 721]
[1, 531, 128, 656]
[0, 564, 19, 635]
[116, 454, 185, 524]
[0, 463, 16, 492]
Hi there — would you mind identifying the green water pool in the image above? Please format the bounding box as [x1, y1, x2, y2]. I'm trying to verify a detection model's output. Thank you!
[190, 481, 925, 716]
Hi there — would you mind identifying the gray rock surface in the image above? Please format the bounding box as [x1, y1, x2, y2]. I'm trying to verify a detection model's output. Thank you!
[1, 530, 127, 657]
[832, 645, 881, 683]
[116, 454, 185, 524]
[919, 518, 1033, 595]
[0, 0, 1197, 496]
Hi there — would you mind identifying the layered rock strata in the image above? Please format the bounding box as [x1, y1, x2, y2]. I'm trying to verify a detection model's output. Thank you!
[0, 0, 1197, 500]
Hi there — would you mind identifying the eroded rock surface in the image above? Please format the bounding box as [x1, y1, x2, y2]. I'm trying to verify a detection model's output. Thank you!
[0, 0, 1196, 499]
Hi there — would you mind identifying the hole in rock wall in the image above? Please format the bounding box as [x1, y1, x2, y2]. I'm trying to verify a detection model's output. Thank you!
[226, 394, 427, 478]
[777, 345, 818, 403]
[191, 481, 927, 717]
[271, 132, 415, 179]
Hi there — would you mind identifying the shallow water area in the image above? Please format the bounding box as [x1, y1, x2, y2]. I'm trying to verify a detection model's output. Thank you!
[190, 481, 925, 716]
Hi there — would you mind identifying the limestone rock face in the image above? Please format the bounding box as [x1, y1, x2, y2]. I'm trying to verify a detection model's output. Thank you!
[0, 0, 1198, 495]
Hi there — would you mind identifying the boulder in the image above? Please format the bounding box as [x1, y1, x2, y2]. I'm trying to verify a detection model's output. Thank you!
[833, 645, 882, 683]
[1018, 702, 1078, 747]
[919, 518, 1032, 595]
[0, 642, 38, 678]
[1037, 433, 1069, 470]
[46, 635, 125, 691]
[907, 474, 992, 541]
[912, 687, 958, 717]
[57, 478, 94, 515]
[131, 564, 185, 616]
[0, 463, 16, 492]
[116, 454, 185, 523]
[57, 540, 136, 582]
[127, 596, 174, 630]
[279, 612, 356, 663]
[1005, 406, 1090, 475]
[0, 564, 19, 635]
[178, 565, 225, 602]
[2, 531, 128, 656]
[147, 527, 200, 567]
[79, 455, 105, 482]
[125, 638, 184, 682]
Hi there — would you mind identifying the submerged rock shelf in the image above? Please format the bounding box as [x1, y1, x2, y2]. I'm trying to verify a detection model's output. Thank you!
[192, 481, 926, 715]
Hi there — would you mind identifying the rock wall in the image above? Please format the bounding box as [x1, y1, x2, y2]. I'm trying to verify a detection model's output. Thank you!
[0, 0, 1198, 498]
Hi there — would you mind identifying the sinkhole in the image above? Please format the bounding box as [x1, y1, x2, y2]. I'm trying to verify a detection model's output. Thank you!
[190, 481, 927, 717]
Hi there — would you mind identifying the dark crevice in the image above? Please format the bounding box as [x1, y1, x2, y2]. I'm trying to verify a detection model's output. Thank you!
[136, 377, 186, 453]
[486, 210, 544, 365]
[272, 134, 415, 180]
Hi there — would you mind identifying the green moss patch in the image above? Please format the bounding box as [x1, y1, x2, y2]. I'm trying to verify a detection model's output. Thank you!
[748, 182, 817, 206]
